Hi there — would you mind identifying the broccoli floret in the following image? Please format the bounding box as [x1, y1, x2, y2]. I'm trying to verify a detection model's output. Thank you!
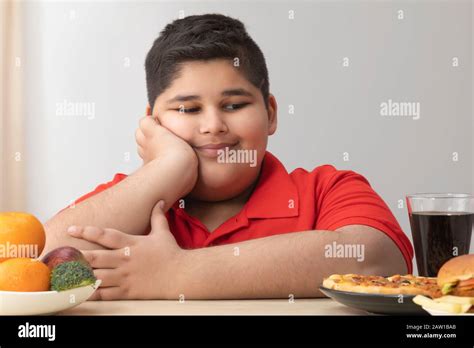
[50, 261, 96, 291]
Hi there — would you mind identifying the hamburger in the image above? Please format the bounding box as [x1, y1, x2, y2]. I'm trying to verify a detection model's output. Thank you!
[437, 254, 474, 297]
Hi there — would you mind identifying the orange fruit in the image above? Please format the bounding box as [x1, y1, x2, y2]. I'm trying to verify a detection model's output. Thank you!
[0, 212, 45, 262]
[0, 258, 50, 291]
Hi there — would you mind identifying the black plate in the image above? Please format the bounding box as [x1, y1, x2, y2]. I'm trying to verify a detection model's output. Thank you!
[319, 286, 428, 315]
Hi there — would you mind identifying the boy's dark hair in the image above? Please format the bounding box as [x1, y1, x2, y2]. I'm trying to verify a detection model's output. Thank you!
[145, 14, 269, 111]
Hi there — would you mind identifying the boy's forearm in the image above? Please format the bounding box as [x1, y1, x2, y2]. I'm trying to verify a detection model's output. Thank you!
[42, 154, 197, 255]
[168, 228, 407, 299]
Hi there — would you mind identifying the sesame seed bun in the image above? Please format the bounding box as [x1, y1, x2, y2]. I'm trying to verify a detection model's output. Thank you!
[437, 254, 474, 287]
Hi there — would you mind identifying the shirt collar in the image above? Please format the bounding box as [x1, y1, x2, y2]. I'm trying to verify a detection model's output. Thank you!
[244, 151, 299, 219]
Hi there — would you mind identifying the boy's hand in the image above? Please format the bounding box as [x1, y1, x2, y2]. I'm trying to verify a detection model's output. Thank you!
[135, 115, 197, 166]
[68, 200, 186, 300]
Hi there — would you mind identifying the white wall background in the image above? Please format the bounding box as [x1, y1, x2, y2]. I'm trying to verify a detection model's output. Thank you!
[21, 1, 473, 268]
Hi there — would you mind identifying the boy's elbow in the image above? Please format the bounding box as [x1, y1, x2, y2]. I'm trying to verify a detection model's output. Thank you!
[40, 219, 75, 257]
[335, 224, 408, 276]
[361, 230, 408, 276]
[40, 219, 60, 257]
[40, 219, 106, 258]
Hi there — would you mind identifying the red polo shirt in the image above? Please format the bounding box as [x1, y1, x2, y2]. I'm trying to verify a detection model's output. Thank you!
[58, 151, 413, 272]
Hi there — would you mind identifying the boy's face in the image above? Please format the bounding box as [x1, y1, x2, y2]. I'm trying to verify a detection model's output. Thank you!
[150, 59, 277, 201]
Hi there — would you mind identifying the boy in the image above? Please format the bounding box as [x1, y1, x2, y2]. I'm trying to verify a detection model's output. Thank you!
[42, 14, 413, 300]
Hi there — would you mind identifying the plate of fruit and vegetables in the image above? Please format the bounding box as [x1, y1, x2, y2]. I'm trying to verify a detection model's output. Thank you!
[0, 246, 101, 315]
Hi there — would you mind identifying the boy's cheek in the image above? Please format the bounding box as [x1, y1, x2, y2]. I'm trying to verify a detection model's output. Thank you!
[160, 118, 195, 143]
[233, 124, 268, 147]
[233, 112, 268, 134]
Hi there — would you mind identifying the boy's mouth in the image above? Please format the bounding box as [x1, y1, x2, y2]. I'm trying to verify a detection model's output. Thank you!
[194, 142, 239, 158]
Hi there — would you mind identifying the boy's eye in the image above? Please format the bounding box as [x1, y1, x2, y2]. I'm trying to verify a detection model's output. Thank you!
[174, 103, 250, 114]
[223, 103, 249, 111]
[176, 106, 200, 114]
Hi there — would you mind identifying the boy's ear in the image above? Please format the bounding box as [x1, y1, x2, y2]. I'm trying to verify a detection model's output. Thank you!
[267, 94, 277, 136]
[145, 104, 152, 116]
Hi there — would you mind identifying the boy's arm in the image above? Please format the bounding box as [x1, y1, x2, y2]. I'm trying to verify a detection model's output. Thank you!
[42, 152, 197, 256]
[169, 225, 408, 299]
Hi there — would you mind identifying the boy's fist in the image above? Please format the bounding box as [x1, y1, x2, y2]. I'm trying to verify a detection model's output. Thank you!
[135, 116, 197, 166]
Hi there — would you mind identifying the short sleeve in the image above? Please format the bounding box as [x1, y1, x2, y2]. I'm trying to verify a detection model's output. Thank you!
[55, 173, 128, 216]
[315, 168, 414, 273]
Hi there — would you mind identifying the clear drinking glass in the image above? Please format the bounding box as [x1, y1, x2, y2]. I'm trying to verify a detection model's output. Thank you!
[406, 193, 473, 277]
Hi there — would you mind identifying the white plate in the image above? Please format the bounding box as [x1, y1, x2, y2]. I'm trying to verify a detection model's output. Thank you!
[0, 279, 101, 315]
[423, 306, 474, 316]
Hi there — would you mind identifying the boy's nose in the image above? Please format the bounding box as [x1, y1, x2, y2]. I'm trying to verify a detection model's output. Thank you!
[199, 109, 228, 135]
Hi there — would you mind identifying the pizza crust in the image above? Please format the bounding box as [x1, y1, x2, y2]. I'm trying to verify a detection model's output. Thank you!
[322, 274, 442, 297]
